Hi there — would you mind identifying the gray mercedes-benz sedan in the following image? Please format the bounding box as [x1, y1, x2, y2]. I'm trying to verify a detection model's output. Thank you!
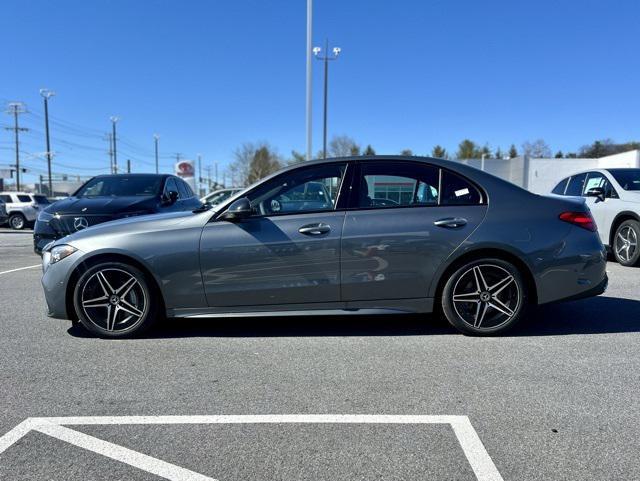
[41, 156, 607, 338]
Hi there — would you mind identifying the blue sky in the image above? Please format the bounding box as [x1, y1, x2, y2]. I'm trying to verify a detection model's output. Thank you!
[1, 0, 639, 185]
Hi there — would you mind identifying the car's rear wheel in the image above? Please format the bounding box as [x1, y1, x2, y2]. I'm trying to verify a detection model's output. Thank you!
[613, 220, 640, 267]
[9, 213, 26, 230]
[441, 258, 527, 335]
[73, 262, 158, 338]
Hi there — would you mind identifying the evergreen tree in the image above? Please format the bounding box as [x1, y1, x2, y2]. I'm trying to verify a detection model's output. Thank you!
[400, 149, 414, 156]
[508, 144, 518, 158]
[431, 145, 447, 159]
[554, 150, 564, 158]
[362, 145, 376, 156]
[456, 139, 480, 159]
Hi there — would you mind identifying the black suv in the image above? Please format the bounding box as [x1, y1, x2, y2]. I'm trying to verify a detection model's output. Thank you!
[34, 174, 202, 254]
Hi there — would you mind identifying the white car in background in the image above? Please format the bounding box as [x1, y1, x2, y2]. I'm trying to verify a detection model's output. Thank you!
[0, 192, 51, 230]
[552, 168, 640, 266]
[200, 187, 242, 206]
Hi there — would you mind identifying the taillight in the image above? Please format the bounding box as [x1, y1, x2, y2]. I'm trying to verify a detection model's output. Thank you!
[559, 211, 597, 232]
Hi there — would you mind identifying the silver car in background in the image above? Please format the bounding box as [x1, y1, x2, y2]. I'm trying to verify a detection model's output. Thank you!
[41, 156, 607, 338]
[552, 168, 640, 266]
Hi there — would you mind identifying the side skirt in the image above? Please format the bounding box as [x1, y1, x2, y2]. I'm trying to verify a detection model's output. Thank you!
[169, 298, 433, 319]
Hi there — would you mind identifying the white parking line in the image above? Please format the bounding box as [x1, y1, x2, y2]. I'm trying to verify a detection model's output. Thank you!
[0, 414, 504, 481]
[0, 265, 40, 275]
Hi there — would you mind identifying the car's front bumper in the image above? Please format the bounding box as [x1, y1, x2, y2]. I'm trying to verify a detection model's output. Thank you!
[41, 248, 83, 320]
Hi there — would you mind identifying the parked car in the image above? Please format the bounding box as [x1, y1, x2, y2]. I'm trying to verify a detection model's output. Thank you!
[0, 198, 8, 226]
[34, 173, 202, 254]
[40, 156, 607, 338]
[0, 192, 51, 230]
[551, 168, 640, 266]
[200, 188, 242, 206]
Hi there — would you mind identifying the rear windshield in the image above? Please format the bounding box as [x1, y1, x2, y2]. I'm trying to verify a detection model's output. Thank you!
[608, 169, 640, 191]
[32, 195, 50, 204]
[75, 175, 163, 197]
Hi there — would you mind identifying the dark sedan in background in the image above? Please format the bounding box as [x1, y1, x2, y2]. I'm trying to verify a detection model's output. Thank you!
[34, 174, 202, 254]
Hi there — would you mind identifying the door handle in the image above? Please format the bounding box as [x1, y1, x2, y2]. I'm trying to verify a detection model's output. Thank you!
[298, 223, 331, 235]
[434, 217, 467, 228]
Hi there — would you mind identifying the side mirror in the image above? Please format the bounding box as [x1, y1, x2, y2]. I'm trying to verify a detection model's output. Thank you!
[585, 187, 605, 201]
[162, 190, 179, 205]
[220, 197, 253, 221]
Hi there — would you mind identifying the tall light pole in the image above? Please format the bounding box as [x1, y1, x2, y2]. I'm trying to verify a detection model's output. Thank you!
[153, 134, 160, 174]
[305, 0, 313, 160]
[197, 153, 202, 196]
[110, 116, 119, 173]
[40, 89, 55, 194]
[313, 40, 341, 160]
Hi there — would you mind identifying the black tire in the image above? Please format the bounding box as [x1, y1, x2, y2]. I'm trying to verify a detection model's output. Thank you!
[612, 220, 640, 267]
[441, 258, 528, 336]
[8, 213, 26, 230]
[73, 261, 159, 338]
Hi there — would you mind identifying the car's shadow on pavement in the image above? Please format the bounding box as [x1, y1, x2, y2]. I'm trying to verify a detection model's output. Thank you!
[67, 295, 640, 339]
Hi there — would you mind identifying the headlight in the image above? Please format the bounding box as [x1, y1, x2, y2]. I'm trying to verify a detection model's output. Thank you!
[49, 244, 77, 264]
[37, 210, 54, 222]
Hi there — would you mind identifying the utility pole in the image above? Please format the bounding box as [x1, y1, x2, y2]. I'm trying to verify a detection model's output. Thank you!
[313, 40, 341, 159]
[105, 133, 114, 173]
[205, 165, 211, 192]
[110, 116, 119, 173]
[127, 159, 131, 173]
[40, 89, 55, 195]
[5, 102, 28, 191]
[153, 134, 160, 174]
[305, 0, 313, 160]
[214, 162, 218, 186]
[197, 153, 202, 196]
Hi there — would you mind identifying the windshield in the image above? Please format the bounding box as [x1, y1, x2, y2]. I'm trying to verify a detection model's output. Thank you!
[609, 169, 640, 191]
[75, 175, 163, 197]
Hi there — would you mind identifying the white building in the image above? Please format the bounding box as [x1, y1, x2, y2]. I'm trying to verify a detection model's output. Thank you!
[457, 150, 640, 194]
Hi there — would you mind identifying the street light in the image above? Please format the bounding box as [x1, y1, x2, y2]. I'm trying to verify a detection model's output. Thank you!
[39, 89, 55, 195]
[314, 39, 341, 159]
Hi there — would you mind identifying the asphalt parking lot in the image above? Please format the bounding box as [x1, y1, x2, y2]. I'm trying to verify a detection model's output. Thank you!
[0, 231, 639, 480]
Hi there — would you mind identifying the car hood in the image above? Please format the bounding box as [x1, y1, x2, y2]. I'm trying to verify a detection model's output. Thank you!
[56, 210, 206, 247]
[45, 196, 158, 215]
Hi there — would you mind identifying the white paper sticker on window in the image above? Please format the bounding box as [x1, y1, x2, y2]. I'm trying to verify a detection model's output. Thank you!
[454, 188, 470, 197]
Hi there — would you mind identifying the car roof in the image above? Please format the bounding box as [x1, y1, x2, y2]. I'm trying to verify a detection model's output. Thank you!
[0, 191, 35, 196]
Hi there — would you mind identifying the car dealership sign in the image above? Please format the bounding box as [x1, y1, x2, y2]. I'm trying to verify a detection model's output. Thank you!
[175, 160, 197, 191]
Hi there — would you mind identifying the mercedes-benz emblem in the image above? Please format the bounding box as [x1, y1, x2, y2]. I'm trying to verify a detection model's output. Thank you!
[73, 217, 89, 231]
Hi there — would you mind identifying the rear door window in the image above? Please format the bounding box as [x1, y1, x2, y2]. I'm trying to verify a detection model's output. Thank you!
[565, 174, 587, 196]
[17, 195, 31, 202]
[0, 195, 11, 203]
[356, 161, 440, 208]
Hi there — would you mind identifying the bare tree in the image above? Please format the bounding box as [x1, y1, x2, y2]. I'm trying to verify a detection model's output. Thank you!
[230, 142, 282, 186]
[329, 135, 360, 157]
[521, 139, 552, 158]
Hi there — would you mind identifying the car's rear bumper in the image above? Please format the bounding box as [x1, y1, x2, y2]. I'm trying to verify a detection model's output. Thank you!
[534, 227, 608, 305]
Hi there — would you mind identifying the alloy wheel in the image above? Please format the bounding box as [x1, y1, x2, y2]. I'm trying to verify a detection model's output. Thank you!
[80, 268, 147, 332]
[451, 264, 521, 331]
[615, 226, 637, 264]
[10, 215, 24, 230]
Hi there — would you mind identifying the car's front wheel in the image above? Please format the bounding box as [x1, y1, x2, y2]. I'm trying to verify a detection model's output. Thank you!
[73, 262, 159, 338]
[9, 213, 26, 230]
[613, 220, 640, 267]
[441, 258, 527, 335]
